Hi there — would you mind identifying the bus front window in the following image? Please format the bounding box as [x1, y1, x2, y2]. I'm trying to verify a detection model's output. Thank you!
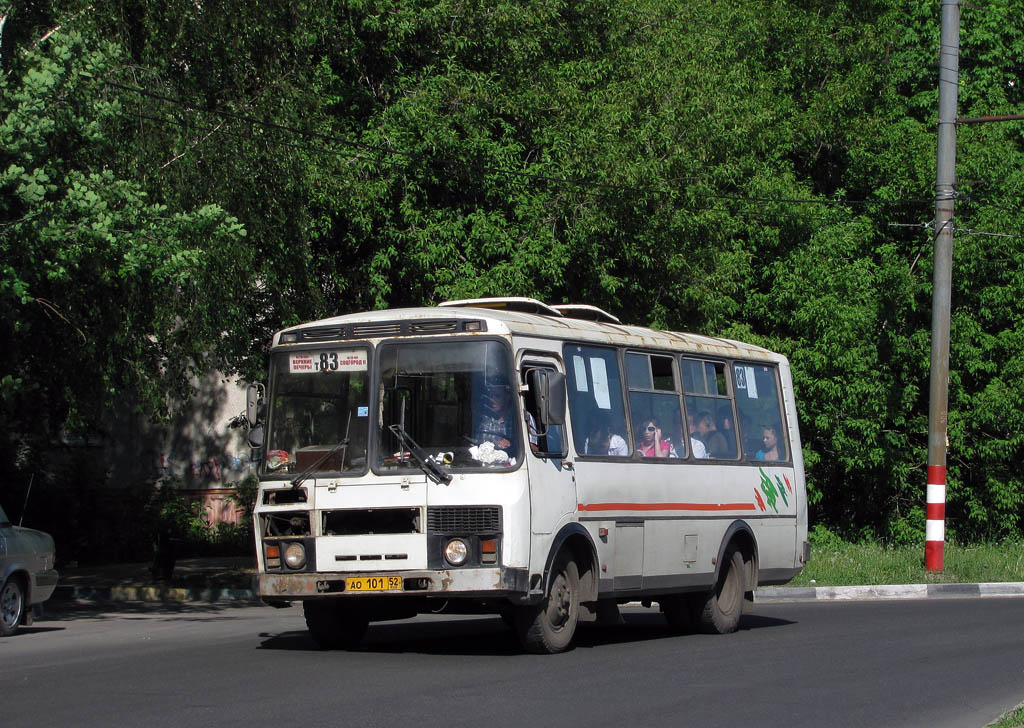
[378, 340, 523, 471]
[264, 348, 370, 475]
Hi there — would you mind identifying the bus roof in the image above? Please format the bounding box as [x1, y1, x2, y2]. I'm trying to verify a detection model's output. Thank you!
[274, 299, 779, 361]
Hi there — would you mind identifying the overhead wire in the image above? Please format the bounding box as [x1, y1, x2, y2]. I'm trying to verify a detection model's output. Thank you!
[110, 79, 942, 223]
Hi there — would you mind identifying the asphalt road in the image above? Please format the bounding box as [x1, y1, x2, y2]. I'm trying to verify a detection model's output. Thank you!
[2, 598, 1022, 728]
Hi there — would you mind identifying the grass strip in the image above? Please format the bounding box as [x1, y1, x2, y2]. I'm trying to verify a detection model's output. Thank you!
[790, 540, 1024, 587]
[987, 704, 1024, 728]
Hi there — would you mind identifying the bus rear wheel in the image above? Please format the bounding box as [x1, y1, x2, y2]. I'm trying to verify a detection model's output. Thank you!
[303, 600, 369, 650]
[516, 552, 579, 654]
[696, 548, 745, 634]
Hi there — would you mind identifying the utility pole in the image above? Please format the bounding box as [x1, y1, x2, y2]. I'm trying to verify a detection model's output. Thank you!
[926, 0, 960, 573]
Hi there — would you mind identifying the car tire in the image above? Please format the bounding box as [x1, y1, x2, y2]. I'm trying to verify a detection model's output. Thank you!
[1, 576, 25, 637]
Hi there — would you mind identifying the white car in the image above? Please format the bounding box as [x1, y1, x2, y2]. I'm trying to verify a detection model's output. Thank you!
[1, 503, 58, 636]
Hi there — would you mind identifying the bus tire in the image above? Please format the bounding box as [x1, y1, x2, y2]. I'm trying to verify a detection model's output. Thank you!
[696, 547, 745, 634]
[516, 551, 579, 654]
[303, 600, 368, 650]
[1, 576, 25, 637]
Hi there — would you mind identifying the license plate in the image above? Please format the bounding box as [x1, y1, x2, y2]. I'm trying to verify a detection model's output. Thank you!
[346, 575, 403, 592]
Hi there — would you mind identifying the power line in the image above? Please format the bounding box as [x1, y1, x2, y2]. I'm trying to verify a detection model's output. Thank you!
[111, 79, 944, 217]
[126, 107, 903, 234]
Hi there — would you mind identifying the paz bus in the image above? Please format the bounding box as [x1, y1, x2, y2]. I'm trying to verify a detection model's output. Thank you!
[245, 297, 808, 653]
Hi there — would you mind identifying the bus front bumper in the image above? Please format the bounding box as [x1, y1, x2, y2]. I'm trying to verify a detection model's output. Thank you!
[259, 566, 529, 600]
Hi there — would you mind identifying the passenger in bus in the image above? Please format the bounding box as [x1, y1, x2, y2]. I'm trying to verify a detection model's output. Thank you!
[755, 427, 782, 461]
[699, 411, 728, 458]
[716, 410, 738, 458]
[636, 417, 675, 457]
[476, 384, 519, 453]
[584, 424, 628, 456]
[739, 414, 761, 459]
[686, 414, 709, 459]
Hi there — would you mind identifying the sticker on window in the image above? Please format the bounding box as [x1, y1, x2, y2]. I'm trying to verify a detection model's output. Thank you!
[737, 365, 759, 398]
[573, 356, 589, 392]
[289, 350, 368, 374]
[592, 358, 611, 410]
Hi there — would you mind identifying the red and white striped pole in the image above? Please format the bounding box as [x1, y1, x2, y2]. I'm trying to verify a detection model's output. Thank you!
[926, 0, 959, 572]
[926, 466, 945, 571]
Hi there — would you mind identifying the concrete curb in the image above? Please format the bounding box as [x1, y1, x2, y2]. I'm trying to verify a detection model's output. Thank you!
[51, 583, 262, 605]
[755, 582, 1024, 603]
[49, 580, 1024, 608]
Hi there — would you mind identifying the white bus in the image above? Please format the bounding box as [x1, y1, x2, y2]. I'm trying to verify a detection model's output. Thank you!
[246, 297, 808, 653]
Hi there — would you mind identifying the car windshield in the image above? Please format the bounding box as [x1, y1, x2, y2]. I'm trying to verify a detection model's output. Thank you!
[264, 347, 370, 476]
[0, 503, 8, 525]
[377, 340, 523, 472]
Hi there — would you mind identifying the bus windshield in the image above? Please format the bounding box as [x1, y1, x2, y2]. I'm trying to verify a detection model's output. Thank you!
[264, 348, 370, 475]
[377, 340, 523, 472]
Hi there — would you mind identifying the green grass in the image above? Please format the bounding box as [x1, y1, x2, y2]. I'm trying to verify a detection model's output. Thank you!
[988, 704, 1024, 728]
[789, 540, 1024, 587]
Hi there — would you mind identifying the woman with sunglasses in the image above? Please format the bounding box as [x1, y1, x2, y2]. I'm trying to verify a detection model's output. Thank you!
[636, 417, 675, 458]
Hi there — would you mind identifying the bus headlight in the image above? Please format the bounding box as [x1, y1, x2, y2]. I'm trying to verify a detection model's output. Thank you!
[284, 542, 307, 569]
[444, 538, 469, 566]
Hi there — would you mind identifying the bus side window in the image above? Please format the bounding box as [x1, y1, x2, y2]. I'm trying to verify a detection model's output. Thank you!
[521, 365, 567, 458]
[681, 358, 738, 460]
[564, 344, 630, 457]
[732, 363, 788, 461]
[626, 352, 684, 458]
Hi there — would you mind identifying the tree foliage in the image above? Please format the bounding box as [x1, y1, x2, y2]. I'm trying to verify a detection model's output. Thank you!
[3, 0, 1024, 541]
[0, 31, 254, 457]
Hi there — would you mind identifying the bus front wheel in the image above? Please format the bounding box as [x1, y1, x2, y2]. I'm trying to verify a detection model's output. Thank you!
[303, 600, 369, 650]
[516, 552, 580, 654]
[696, 547, 745, 634]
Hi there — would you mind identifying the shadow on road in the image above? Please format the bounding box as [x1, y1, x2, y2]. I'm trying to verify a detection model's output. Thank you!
[257, 611, 797, 656]
[36, 599, 264, 623]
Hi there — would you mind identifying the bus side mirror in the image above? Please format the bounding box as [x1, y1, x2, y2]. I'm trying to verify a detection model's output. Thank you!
[528, 369, 566, 427]
[246, 383, 265, 449]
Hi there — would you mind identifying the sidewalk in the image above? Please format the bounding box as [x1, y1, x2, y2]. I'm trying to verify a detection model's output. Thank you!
[51, 556, 260, 605]
[48, 558, 1024, 608]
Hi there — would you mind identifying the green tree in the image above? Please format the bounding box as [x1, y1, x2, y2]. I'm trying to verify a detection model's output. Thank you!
[0, 31, 255, 464]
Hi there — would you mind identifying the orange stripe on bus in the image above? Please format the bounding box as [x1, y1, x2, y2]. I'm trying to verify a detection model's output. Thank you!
[577, 502, 757, 512]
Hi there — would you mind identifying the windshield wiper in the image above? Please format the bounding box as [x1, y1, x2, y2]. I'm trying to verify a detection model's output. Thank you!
[388, 423, 452, 485]
[291, 412, 352, 489]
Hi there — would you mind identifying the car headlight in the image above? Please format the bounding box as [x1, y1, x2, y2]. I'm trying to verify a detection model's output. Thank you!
[284, 542, 307, 569]
[444, 538, 469, 566]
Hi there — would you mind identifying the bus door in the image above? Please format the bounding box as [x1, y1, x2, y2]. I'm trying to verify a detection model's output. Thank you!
[519, 355, 575, 535]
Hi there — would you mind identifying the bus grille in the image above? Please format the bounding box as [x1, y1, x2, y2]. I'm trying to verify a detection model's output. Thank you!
[427, 506, 501, 534]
